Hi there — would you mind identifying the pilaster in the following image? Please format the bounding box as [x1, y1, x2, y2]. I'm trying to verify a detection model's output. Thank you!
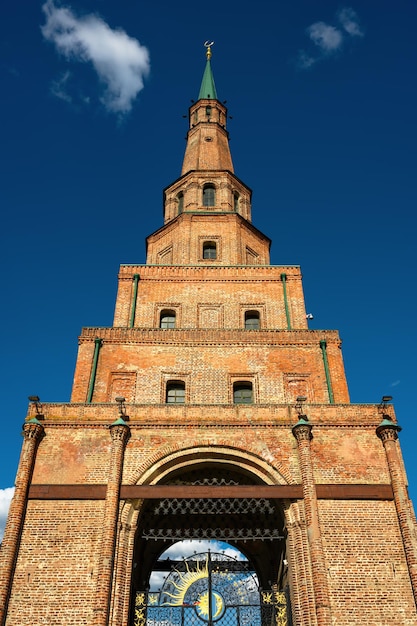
[93, 420, 130, 626]
[292, 419, 332, 626]
[0, 419, 44, 626]
[377, 420, 417, 607]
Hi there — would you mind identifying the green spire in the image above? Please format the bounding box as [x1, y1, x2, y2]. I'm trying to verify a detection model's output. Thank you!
[198, 41, 217, 100]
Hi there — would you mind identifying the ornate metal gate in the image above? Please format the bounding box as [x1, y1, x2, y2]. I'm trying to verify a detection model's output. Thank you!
[133, 551, 290, 626]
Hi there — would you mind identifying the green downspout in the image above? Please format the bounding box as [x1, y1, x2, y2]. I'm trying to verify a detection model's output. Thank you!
[320, 340, 334, 404]
[87, 338, 102, 403]
[281, 273, 291, 330]
[129, 274, 140, 328]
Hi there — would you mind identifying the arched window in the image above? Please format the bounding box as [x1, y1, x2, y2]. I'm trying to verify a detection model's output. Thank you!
[244, 311, 260, 330]
[203, 184, 216, 207]
[160, 310, 176, 329]
[177, 192, 184, 214]
[203, 241, 217, 259]
[233, 382, 253, 404]
[233, 192, 239, 211]
[166, 381, 185, 404]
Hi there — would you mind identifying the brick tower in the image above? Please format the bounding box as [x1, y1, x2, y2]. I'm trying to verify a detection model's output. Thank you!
[1, 45, 417, 626]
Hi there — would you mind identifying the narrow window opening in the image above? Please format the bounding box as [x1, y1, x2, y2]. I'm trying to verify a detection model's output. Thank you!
[177, 192, 184, 214]
[233, 192, 239, 211]
[233, 382, 253, 404]
[203, 184, 216, 207]
[203, 241, 217, 259]
[166, 381, 185, 404]
[160, 310, 176, 329]
[244, 311, 260, 330]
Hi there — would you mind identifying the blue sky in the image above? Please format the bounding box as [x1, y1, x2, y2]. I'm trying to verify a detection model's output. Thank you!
[1, 1, 416, 537]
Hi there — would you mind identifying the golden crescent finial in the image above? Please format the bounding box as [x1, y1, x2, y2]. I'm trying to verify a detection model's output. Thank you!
[204, 41, 214, 60]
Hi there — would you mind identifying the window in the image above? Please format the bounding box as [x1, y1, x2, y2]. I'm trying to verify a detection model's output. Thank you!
[203, 184, 215, 207]
[177, 192, 184, 214]
[166, 381, 185, 404]
[233, 382, 253, 404]
[203, 241, 217, 259]
[245, 311, 260, 330]
[160, 310, 176, 329]
[233, 192, 239, 211]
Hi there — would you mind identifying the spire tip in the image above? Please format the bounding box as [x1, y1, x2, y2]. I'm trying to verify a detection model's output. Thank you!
[204, 40, 214, 60]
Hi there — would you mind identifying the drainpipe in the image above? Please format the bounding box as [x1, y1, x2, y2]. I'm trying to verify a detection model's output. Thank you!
[129, 274, 140, 328]
[87, 338, 102, 403]
[281, 273, 291, 330]
[319, 340, 334, 404]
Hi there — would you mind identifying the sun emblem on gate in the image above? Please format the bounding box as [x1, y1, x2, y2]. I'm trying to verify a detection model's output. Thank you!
[160, 555, 226, 621]
[161, 556, 209, 606]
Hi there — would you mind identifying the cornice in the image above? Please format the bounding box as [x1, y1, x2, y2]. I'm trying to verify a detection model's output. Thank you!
[78, 327, 341, 346]
[26, 402, 396, 428]
[119, 264, 301, 274]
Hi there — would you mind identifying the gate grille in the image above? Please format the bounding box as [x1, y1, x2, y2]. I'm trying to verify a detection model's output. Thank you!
[133, 552, 289, 626]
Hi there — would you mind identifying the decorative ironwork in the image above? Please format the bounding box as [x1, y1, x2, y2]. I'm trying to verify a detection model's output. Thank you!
[152, 498, 275, 516]
[142, 527, 284, 541]
[133, 552, 290, 626]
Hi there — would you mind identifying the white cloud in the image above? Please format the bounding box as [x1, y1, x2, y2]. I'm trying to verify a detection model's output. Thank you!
[0, 487, 15, 542]
[149, 540, 248, 591]
[297, 50, 317, 70]
[50, 70, 73, 103]
[307, 22, 343, 54]
[337, 7, 363, 38]
[297, 6, 363, 70]
[159, 539, 241, 561]
[41, 0, 150, 114]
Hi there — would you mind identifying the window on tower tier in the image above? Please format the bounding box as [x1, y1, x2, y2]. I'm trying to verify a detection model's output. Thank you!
[233, 192, 239, 211]
[233, 382, 253, 404]
[177, 192, 184, 214]
[166, 381, 185, 404]
[203, 184, 216, 207]
[244, 311, 260, 330]
[160, 310, 176, 329]
[203, 241, 217, 259]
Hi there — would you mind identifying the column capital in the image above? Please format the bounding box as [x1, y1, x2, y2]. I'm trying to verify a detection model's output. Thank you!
[292, 418, 313, 442]
[22, 419, 44, 441]
[376, 418, 401, 443]
[109, 419, 130, 444]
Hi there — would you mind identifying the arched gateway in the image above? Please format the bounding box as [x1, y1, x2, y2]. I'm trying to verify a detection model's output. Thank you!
[2, 44, 416, 626]
[116, 449, 293, 625]
[123, 454, 291, 626]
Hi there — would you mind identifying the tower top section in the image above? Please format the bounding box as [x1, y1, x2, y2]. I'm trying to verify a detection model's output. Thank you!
[198, 41, 217, 100]
[161, 44, 256, 230]
[181, 44, 233, 175]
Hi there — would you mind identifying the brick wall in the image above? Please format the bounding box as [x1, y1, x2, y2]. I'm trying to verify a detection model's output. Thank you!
[5, 500, 103, 625]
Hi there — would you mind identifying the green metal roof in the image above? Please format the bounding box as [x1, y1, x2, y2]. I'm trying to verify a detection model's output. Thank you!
[198, 56, 217, 100]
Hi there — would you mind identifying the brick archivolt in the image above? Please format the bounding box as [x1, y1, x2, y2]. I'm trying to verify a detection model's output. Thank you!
[125, 444, 292, 487]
